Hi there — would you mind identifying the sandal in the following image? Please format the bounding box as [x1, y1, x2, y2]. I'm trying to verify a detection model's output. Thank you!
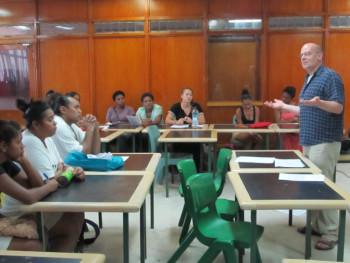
[315, 238, 337, 250]
[297, 226, 322, 237]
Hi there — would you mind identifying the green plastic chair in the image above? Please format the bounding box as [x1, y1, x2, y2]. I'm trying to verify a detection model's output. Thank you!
[178, 148, 234, 229]
[147, 125, 192, 194]
[168, 173, 264, 263]
[176, 158, 239, 243]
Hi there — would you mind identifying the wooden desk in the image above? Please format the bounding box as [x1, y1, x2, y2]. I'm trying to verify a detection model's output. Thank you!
[228, 171, 350, 263]
[105, 124, 143, 152]
[209, 123, 274, 149]
[271, 123, 300, 133]
[85, 153, 161, 229]
[283, 259, 343, 263]
[230, 150, 320, 173]
[20, 172, 153, 263]
[100, 130, 124, 152]
[158, 130, 217, 197]
[0, 251, 105, 263]
[142, 124, 210, 133]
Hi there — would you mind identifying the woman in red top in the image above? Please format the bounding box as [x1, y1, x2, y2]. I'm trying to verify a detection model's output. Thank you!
[275, 86, 301, 150]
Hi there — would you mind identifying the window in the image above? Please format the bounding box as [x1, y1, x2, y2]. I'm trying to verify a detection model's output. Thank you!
[208, 35, 260, 101]
[0, 45, 30, 109]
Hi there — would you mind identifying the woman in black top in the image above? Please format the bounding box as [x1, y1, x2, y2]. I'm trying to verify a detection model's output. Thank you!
[0, 120, 58, 251]
[166, 88, 206, 125]
[232, 89, 262, 149]
[165, 88, 206, 169]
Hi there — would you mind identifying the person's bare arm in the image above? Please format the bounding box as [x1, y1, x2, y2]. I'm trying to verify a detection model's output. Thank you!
[15, 156, 44, 188]
[301, 96, 343, 114]
[264, 99, 300, 115]
[255, 107, 260, 122]
[0, 174, 58, 204]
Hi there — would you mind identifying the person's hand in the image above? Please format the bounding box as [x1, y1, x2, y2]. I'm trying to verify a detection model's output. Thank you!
[300, 96, 321, 107]
[72, 167, 85, 182]
[264, 99, 285, 110]
[141, 119, 152, 127]
[80, 114, 98, 130]
[176, 118, 185, 125]
[46, 179, 59, 192]
[184, 116, 192, 124]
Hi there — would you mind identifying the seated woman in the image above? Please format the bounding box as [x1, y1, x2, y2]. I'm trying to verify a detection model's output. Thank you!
[65, 91, 80, 102]
[16, 99, 84, 252]
[165, 87, 205, 126]
[232, 89, 262, 149]
[165, 87, 205, 169]
[136, 92, 163, 126]
[106, 90, 135, 124]
[274, 86, 301, 150]
[49, 93, 100, 159]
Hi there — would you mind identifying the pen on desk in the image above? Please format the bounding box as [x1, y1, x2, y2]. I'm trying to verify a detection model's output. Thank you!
[42, 172, 49, 181]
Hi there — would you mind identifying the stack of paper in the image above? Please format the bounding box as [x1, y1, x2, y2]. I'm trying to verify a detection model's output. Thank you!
[275, 158, 305, 168]
[170, 124, 189, 128]
[279, 173, 324, 182]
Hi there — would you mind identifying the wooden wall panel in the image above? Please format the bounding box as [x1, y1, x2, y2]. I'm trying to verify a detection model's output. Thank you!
[209, 0, 262, 18]
[266, 0, 323, 15]
[94, 37, 146, 122]
[266, 33, 322, 120]
[0, 0, 35, 23]
[327, 33, 350, 129]
[150, 35, 205, 115]
[208, 41, 258, 101]
[39, 39, 91, 114]
[92, 0, 145, 20]
[150, 0, 206, 18]
[328, 0, 350, 14]
[38, 0, 88, 21]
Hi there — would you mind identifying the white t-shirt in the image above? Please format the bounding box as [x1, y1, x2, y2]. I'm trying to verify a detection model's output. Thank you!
[22, 129, 62, 180]
[51, 115, 85, 160]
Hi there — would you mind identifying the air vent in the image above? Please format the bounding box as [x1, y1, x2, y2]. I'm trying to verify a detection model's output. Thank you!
[94, 21, 144, 33]
[208, 35, 257, 43]
[150, 20, 202, 32]
[209, 19, 262, 31]
[330, 16, 350, 28]
[0, 24, 34, 37]
[269, 16, 323, 29]
[39, 23, 88, 36]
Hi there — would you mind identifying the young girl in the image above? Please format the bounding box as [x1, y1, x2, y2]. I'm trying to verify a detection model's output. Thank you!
[0, 120, 58, 251]
[16, 99, 85, 252]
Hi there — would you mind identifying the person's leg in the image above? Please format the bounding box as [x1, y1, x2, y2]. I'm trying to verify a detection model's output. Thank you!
[305, 142, 340, 245]
[8, 237, 42, 251]
[48, 212, 84, 252]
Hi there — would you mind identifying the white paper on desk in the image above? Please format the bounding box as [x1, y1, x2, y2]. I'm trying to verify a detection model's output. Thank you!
[120, 156, 129, 161]
[192, 124, 204, 128]
[279, 173, 324, 182]
[99, 125, 109, 131]
[235, 156, 275, 164]
[87, 152, 113, 160]
[275, 158, 305, 168]
[170, 124, 189, 128]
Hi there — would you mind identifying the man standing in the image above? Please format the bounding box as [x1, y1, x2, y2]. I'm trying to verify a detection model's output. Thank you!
[265, 43, 344, 250]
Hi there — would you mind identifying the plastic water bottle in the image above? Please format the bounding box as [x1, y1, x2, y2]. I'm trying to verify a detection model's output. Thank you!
[57, 167, 74, 187]
[192, 107, 199, 128]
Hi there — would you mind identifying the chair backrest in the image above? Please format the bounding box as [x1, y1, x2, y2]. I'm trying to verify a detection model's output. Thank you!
[147, 125, 161, 152]
[186, 173, 219, 242]
[177, 159, 198, 193]
[215, 148, 232, 196]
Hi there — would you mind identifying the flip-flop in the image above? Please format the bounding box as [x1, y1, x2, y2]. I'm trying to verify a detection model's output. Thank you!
[297, 226, 322, 237]
[315, 238, 337, 250]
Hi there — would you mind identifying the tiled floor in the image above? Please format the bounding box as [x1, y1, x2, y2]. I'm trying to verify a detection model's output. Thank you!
[84, 163, 350, 263]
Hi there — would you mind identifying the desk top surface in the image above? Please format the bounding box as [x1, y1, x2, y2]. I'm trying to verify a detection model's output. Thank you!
[106, 123, 142, 133]
[99, 130, 124, 143]
[84, 153, 160, 175]
[229, 171, 350, 210]
[0, 251, 105, 263]
[20, 172, 153, 213]
[230, 150, 320, 173]
[158, 130, 217, 142]
[209, 123, 274, 133]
